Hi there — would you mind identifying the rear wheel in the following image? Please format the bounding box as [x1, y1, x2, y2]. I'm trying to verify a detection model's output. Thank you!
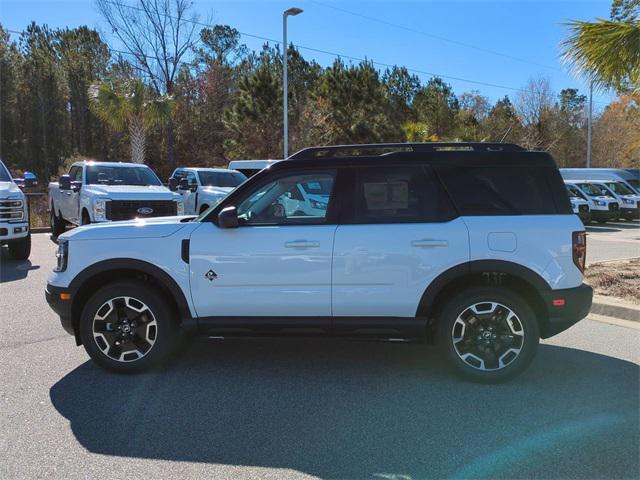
[437, 287, 539, 382]
[7, 233, 31, 260]
[79, 281, 179, 373]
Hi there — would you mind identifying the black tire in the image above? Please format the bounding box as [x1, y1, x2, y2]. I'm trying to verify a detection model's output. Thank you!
[79, 281, 179, 373]
[81, 210, 91, 225]
[7, 233, 31, 260]
[437, 286, 539, 383]
[50, 205, 65, 237]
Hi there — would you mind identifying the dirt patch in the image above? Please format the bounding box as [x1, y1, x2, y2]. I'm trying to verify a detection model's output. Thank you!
[585, 258, 640, 303]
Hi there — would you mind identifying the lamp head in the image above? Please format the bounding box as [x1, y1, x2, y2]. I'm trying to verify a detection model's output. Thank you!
[284, 7, 303, 16]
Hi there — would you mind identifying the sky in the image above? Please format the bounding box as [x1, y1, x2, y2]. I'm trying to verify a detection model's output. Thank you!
[1, 0, 616, 109]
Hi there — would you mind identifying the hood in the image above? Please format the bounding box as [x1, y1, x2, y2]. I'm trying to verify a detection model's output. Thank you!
[60, 216, 196, 241]
[83, 184, 181, 201]
[570, 197, 588, 205]
[201, 186, 234, 195]
[0, 181, 23, 198]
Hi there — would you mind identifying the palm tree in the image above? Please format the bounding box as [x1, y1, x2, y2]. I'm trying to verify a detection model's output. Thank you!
[89, 80, 172, 163]
[562, 17, 640, 92]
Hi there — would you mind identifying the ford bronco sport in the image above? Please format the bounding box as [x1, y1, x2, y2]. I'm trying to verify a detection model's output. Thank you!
[46, 143, 592, 382]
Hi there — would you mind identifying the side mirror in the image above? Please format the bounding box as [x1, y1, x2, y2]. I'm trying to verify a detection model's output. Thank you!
[168, 177, 179, 191]
[217, 206, 238, 228]
[189, 182, 198, 193]
[179, 178, 189, 190]
[23, 172, 37, 188]
[71, 181, 82, 192]
[59, 175, 71, 191]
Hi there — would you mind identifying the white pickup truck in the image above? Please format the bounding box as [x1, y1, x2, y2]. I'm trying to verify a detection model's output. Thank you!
[0, 159, 36, 260]
[169, 167, 247, 215]
[49, 161, 184, 236]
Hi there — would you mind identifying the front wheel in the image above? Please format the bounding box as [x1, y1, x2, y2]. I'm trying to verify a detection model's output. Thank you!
[437, 287, 539, 383]
[50, 206, 65, 237]
[7, 233, 31, 260]
[79, 281, 179, 373]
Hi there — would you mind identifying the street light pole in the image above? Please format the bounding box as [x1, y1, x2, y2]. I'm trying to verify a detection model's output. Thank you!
[283, 7, 303, 159]
[587, 81, 593, 168]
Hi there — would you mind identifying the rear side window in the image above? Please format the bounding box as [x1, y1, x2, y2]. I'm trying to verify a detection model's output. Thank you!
[355, 166, 455, 223]
[438, 166, 558, 215]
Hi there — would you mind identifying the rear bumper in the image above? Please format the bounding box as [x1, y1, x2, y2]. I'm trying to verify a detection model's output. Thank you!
[45, 283, 74, 335]
[541, 283, 593, 338]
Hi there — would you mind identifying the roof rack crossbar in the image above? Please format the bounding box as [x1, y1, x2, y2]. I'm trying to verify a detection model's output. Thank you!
[289, 142, 525, 159]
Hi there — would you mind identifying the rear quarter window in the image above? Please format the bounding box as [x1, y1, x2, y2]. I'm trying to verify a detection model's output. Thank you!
[438, 166, 562, 215]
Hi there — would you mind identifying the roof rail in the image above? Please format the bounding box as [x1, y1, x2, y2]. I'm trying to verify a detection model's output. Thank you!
[288, 142, 526, 159]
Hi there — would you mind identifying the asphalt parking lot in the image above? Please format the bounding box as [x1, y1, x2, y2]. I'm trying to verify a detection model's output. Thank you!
[1, 231, 638, 480]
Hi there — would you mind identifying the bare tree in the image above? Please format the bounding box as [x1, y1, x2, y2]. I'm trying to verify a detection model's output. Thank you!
[515, 77, 556, 150]
[96, 0, 199, 168]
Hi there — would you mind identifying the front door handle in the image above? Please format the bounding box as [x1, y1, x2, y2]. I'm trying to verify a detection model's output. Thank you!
[411, 239, 448, 248]
[285, 240, 320, 248]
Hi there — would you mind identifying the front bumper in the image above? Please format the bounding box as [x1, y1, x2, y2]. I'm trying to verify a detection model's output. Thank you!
[621, 207, 639, 219]
[591, 210, 619, 222]
[541, 283, 593, 338]
[45, 283, 74, 336]
[0, 222, 29, 242]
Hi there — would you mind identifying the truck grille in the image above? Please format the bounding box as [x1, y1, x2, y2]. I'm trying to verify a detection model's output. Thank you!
[579, 204, 588, 213]
[0, 199, 24, 222]
[609, 203, 619, 211]
[105, 200, 177, 221]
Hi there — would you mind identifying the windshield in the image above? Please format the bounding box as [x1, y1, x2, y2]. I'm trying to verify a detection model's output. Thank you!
[606, 181, 634, 195]
[566, 185, 583, 199]
[578, 183, 609, 197]
[627, 178, 640, 191]
[198, 171, 246, 188]
[0, 162, 11, 182]
[86, 165, 162, 186]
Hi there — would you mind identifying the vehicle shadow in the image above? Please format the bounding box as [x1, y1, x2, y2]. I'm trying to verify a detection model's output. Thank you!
[586, 225, 621, 233]
[50, 340, 639, 479]
[0, 248, 40, 282]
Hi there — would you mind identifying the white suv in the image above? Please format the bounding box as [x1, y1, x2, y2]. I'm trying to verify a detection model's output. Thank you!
[46, 143, 592, 382]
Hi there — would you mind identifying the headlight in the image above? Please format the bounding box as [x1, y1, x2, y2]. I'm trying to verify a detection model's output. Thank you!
[176, 201, 184, 216]
[594, 200, 606, 206]
[54, 240, 68, 272]
[623, 198, 634, 205]
[93, 199, 107, 221]
[310, 199, 328, 210]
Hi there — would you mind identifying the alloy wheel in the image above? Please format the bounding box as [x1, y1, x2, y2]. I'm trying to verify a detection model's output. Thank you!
[451, 301, 524, 371]
[92, 296, 158, 362]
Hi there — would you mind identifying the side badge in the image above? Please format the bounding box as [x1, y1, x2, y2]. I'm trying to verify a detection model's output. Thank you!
[205, 270, 218, 281]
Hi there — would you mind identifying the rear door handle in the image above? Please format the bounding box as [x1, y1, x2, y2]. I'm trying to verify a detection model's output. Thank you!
[411, 239, 448, 248]
[285, 240, 320, 248]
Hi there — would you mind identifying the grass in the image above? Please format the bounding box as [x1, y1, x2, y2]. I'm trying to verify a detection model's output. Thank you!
[26, 192, 49, 228]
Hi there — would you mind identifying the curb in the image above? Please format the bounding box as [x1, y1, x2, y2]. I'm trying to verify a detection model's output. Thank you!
[591, 295, 639, 322]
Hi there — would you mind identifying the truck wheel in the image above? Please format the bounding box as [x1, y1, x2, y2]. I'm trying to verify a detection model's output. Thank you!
[7, 233, 31, 260]
[79, 281, 179, 373]
[50, 206, 65, 237]
[437, 286, 539, 383]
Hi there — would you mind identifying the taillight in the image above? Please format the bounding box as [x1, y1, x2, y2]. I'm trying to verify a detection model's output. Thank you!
[572, 231, 587, 273]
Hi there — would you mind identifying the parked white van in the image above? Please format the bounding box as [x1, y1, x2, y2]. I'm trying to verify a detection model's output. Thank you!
[561, 168, 640, 195]
[588, 180, 639, 221]
[564, 180, 620, 223]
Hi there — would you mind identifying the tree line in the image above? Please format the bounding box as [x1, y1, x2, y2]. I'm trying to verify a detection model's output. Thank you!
[1, 19, 638, 182]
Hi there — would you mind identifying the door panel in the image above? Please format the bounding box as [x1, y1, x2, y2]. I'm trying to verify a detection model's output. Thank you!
[189, 222, 336, 317]
[332, 219, 469, 317]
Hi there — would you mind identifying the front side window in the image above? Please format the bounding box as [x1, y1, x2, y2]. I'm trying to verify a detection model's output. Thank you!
[86, 165, 162, 186]
[0, 162, 12, 182]
[567, 185, 585, 200]
[237, 171, 335, 226]
[627, 178, 639, 191]
[355, 166, 455, 223]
